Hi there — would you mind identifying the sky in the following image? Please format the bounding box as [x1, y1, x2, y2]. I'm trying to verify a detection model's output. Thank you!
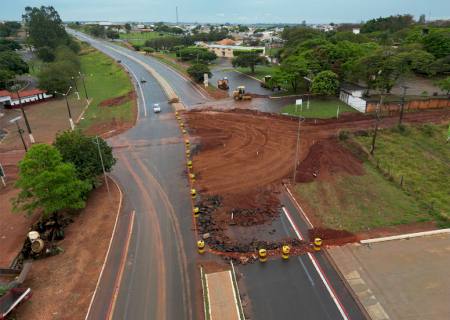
[1, 0, 450, 24]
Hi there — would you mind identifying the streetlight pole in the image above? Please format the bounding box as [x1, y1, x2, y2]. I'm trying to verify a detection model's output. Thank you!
[79, 71, 89, 101]
[15, 90, 35, 144]
[71, 76, 80, 100]
[399, 85, 408, 126]
[292, 115, 305, 184]
[55, 87, 74, 130]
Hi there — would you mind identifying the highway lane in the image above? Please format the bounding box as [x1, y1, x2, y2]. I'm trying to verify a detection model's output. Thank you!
[71, 30, 365, 320]
[236, 191, 365, 320]
[70, 31, 202, 319]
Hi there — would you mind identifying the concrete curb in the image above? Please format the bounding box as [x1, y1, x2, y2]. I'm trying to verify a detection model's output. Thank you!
[230, 261, 246, 320]
[361, 228, 450, 244]
[323, 249, 373, 320]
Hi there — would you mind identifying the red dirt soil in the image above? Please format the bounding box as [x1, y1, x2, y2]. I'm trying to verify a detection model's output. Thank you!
[296, 139, 365, 183]
[184, 108, 449, 248]
[99, 91, 135, 107]
[11, 178, 120, 320]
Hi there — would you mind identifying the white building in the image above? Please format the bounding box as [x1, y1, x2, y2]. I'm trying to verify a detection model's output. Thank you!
[0, 89, 52, 108]
[352, 28, 360, 34]
[339, 83, 367, 113]
[197, 42, 265, 58]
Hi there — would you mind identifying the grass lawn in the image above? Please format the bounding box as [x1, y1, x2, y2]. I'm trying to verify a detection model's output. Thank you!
[296, 163, 430, 233]
[119, 31, 165, 46]
[151, 52, 189, 76]
[354, 124, 450, 221]
[282, 98, 357, 119]
[77, 47, 135, 131]
[236, 65, 279, 80]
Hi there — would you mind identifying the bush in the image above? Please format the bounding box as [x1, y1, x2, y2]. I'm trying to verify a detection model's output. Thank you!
[178, 47, 216, 62]
[187, 63, 211, 83]
[420, 123, 436, 137]
[338, 130, 350, 140]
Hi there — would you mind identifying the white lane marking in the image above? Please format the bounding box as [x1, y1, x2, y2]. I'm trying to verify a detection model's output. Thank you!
[230, 261, 245, 320]
[282, 205, 349, 320]
[282, 206, 303, 240]
[284, 184, 314, 228]
[122, 62, 147, 118]
[308, 253, 349, 320]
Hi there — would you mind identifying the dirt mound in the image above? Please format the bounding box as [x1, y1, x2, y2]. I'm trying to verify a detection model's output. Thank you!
[309, 227, 358, 246]
[296, 139, 364, 183]
[99, 91, 135, 107]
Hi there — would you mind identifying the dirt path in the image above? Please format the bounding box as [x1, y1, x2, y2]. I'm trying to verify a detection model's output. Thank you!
[11, 178, 121, 320]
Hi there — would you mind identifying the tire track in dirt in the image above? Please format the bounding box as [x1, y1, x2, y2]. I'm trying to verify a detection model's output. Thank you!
[133, 155, 193, 320]
[119, 153, 167, 320]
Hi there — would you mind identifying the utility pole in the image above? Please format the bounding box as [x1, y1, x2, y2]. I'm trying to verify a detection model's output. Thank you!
[55, 87, 74, 130]
[96, 135, 111, 199]
[0, 162, 6, 187]
[9, 116, 27, 152]
[176, 6, 179, 25]
[15, 90, 35, 144]
[292, 115, 305, 183]
[79, 71, 89, 101]
[398, 85, 408, 126]
[370, 95, 383, 155]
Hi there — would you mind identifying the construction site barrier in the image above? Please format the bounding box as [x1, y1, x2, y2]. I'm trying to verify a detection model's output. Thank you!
[193, 207, 200, 217]
[258, 248, 267, 263]
[191, 188, 197, 199]
[313, 238, 322, 252]
[197, 240, 205, 254]
[282, 245, 290, 260]
[187, 160, 193, 170]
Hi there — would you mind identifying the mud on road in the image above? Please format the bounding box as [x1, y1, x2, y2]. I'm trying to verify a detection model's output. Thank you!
[183, 108, 449, 257]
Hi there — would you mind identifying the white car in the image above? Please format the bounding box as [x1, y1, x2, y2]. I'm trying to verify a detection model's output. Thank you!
[153, 103, 161, 113]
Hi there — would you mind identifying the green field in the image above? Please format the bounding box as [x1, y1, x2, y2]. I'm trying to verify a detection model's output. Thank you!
[236, 65, 279, 80]
[77, 47, 134, 131]
[296, 123, 450, 232]
[296, 163, 428, 232]
[355, 124, 450, 221]
[119, 31, 165, 45]
[282, 98, 357, 119]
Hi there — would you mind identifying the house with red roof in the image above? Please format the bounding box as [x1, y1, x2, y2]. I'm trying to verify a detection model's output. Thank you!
[0, 89, 53, 109]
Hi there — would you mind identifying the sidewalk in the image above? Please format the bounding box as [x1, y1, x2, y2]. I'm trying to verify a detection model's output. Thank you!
[205, 270, 241, 320]
[329, 233, 450, 320]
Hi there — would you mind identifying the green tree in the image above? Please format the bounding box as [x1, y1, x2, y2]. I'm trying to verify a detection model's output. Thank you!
[179, 47, 217, 62]
[422, 29, 450, 59]
[0, 51, 29, 74]
[436, 77, 450, 95]
[54, 130, 116, 185]
[0, 39, 21, 52]
[0, 21, 21, 37]
[232, 51, 265, 73]
[397, 49, 436, 75]
[106, 30, 120, 40]
[37, 60, 78, 93]
[311, 70, 340, 95]
[22, 6, 68, 49]
[13, 144, 91, 218]
[187, 63, 211, 83]
[275, 55, 309, 92]
[37, 46, 55, 62]
[142, 47, 155, 55]
[0, 69, 14, 90]
[124, 23, 131, 33]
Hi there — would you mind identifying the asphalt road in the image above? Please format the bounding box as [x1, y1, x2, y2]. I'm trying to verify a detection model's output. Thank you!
[210, 58, 275, 97]
[69, 30, 366, 320]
